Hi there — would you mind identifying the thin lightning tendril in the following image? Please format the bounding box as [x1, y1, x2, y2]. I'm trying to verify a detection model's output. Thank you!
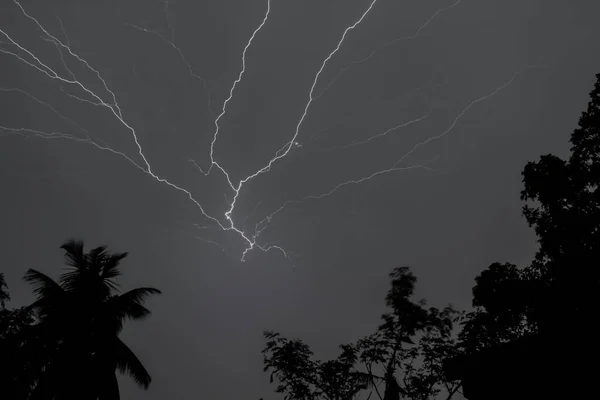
[0, 87, 95, 138]
[195, 236, 226, 253]
[391, 66, 537, 169]
[124, 21, 213, 116]
[0, 125, 146, 172]
[316, 0, 462, 100]
[342, 109, 432, 149]
[251, 69, 532, 240]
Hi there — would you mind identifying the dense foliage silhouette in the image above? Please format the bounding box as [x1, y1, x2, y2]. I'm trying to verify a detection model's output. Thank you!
[0, 240, 161, 400]
[444, 73, 600, 399]
[0, 273, 9, 309]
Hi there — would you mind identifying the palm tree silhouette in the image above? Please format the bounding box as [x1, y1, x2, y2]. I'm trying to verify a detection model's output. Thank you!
[22, 240, 161, 400]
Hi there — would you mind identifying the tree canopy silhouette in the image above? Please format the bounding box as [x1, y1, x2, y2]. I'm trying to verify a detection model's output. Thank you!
[519, 73, 600, 332]
[262, 266, 462, 400]
[457, 74, 600, 347]
[445, 73, 600, 399]
[1, 240, 161, 400]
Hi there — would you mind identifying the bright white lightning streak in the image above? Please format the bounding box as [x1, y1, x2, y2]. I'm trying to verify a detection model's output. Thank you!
[2, 0, 383, 261]
[1, 0, 531, 263]
[59, 87, 104, 106]
[198, 0, 379, 260]
[1, 0, 293, 261]
[226, 0, 380, 259]
[315, 0, 462, 100]
[0, 2, 242, 245]
[0, 34, 154, 168]
[342, 109, 432, 149]
[204, 0, 272, 184]
[11, 2, 123, 119]
[42, 36, 76, 80]
[235, 0, 379, 184]
[252, 68, 531, 240]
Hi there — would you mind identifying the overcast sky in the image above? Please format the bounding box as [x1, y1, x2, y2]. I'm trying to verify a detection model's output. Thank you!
[1, 0, 600, 399]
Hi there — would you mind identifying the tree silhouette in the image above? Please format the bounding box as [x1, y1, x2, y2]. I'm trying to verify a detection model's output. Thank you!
[456, 262, 535, 352]
[0, 273, 9, 309]
[12, 240, 161, 400]
[519, 73, 600, 333]
[445, 73, 600, 399]
[455, 74, 600, 349]
[0, 273, 36, 398]
[262, 267, 462, 400]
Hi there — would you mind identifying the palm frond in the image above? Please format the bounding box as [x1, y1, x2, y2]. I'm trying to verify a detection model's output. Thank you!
[101, 252, 128, 281]
[116, 287, 161, 304]
[108, 288, 161, 324]
[113, 337, 151, 389]
[59, 269, 89, 290]
[59, 244, 128, 296]
[88, 245, 109, 269]
[60, 240, 87, 269]
[23, 269, 64, 300]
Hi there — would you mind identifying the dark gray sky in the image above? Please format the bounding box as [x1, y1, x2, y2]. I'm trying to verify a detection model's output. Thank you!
[1, 0, 599, 398]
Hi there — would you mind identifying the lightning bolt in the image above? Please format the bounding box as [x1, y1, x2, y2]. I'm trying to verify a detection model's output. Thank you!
[0, 1, 235, 245]
[214, 0, 380, 260]
[177, 0, 379, 260]
[0, 0, 291, 261]
[1, 0, 537, 263]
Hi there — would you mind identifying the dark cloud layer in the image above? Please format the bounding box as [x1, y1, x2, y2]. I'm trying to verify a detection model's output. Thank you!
[1, 0, 600, 399]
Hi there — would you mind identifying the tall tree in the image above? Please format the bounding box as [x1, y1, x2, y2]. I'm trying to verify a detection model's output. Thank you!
[455, 74, 600, 350]
[18, 240, 161, 400]
[519, 73, 600, 333]
[445, 73, 600, 400]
